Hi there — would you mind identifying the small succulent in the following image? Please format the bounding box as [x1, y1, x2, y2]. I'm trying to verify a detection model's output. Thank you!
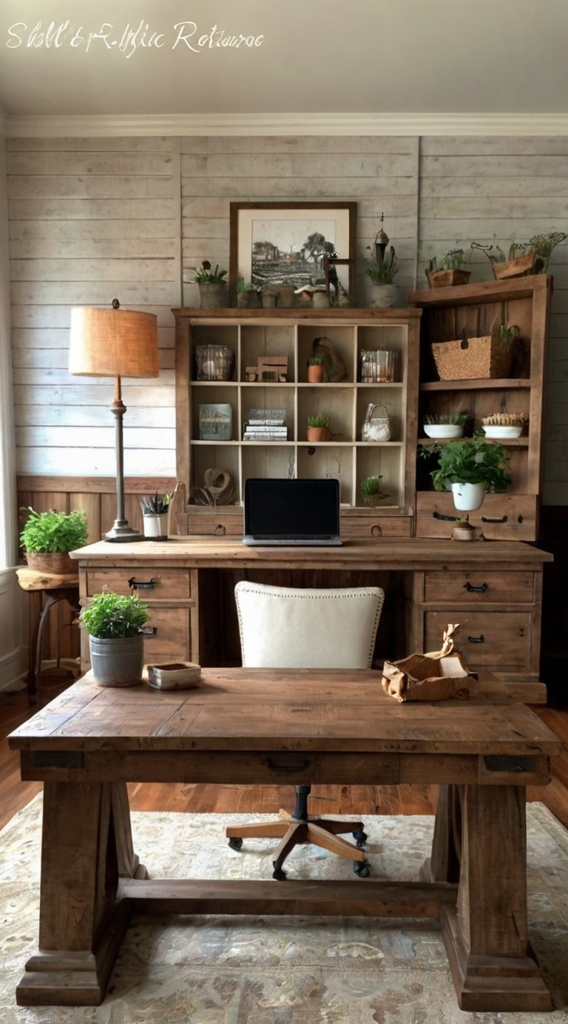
[429, 248, 466, 272]
[236, 278, 253, 292]
[424, 412, 468, 426]
[307, 414, 330, 428]
[307, 354, 325, 366]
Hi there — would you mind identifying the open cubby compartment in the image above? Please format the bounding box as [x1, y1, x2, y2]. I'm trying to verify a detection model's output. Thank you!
[239, 322, 296, 382]
[191, 384, 238, 442]
[190, 324, 239, 381]
[356, 385, 405, 443]
[356, 323, 408, 383]
[297, 385, 354, 442]
[356, 445, 405, 511]
[297, 323, 356, 383]
[296, 446, 355, 505]
[240, 384, 295, 440]
[191, 444, 241, 502]
[241, 445, 297, 489]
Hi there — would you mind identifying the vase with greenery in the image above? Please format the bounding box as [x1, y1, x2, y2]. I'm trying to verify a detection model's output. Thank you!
[80, 589, 150, 687]
[365, 245, 398, 308]
[236, 278, 254, 308]
[307, 413, 331, 442]
[192, 261, 228, 308]
[307, 353, 325, 383]
[20, 507, 88, 574]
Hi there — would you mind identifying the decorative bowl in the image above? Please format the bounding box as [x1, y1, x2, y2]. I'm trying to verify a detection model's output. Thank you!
[423, 424, 464, 439]
[483, 424, 523, 439]
[147, 662, 202, 690]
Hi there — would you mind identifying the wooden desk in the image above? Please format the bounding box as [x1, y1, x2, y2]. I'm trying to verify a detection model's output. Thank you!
[72, 537, 553, 700]
[9, 669, 560, 1012]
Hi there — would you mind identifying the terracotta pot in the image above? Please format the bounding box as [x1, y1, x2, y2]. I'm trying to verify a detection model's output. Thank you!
[307, 364, 324, 383]
[307, 426, 330, 442]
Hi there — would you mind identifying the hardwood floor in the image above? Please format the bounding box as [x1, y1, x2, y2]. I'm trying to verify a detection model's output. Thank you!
[3, 678, 568, 832]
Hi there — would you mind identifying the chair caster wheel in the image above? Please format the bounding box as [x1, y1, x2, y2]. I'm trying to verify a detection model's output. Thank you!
[272, 865, 287, 880]
[353, 860, 370, 878]
[228, 837, 243, 851]
[353, 829, 367, 848]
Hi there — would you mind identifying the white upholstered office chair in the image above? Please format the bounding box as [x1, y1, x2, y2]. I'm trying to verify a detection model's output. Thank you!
[226, 581, 385, 879]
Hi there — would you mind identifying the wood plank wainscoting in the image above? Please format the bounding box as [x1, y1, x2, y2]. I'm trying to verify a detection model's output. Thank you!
[16, 475, 176, 668]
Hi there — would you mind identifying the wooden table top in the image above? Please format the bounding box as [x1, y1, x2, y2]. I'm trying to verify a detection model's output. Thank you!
[69, 537, 553, 570]
[8, 669, 561, 757]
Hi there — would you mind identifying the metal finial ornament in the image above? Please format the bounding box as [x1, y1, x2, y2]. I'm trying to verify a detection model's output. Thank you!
[374, 213, 390, 265]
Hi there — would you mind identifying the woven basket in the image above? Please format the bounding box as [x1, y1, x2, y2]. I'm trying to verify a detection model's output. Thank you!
[25, 551, 78, 575]
[431, 335, 513, 380]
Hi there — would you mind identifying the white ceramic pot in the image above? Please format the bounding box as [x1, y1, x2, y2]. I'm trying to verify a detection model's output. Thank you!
[143, 513, 168, 540]
[423, 424, 464, 439]
[451, 481, 486, 512]
[483, 425, 523, 439]
[371, 284, 397, 309]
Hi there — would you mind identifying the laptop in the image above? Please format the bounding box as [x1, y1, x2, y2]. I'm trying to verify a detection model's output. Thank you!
[243, 478, 343, 547]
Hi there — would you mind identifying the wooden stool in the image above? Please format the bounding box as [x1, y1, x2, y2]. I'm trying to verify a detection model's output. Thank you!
[16, 568, 81, 705]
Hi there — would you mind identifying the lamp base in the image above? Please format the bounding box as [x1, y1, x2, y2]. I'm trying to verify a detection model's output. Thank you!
[105, 520, 145, 543]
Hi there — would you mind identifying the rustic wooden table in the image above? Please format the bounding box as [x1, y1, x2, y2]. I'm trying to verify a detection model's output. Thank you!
[8, 668, 561, 1012]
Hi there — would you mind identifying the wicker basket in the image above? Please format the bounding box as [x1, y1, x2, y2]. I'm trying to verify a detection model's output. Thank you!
[25, 551, 78, 575]
[431, 335, 513, 380]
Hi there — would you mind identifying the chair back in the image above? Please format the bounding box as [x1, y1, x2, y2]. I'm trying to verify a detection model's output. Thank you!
[234, 582, 384, 669]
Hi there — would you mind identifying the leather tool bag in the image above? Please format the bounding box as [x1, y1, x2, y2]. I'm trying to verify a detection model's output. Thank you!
[382, 624, 475, 702]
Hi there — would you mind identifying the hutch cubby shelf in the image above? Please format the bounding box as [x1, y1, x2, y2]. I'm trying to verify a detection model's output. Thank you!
[173, 308, 421, 537]
[408, 275, 552, 542]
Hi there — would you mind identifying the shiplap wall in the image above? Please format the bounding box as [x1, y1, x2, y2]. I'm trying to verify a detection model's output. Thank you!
[6, 133, 568, 502]
[7, 136, 180, 477]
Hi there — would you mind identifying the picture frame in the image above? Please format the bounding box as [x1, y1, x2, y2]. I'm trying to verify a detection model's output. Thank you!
[229, 202, 357, 306]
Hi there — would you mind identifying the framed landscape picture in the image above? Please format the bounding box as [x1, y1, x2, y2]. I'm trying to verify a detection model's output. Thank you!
[229, 201, 356, 306]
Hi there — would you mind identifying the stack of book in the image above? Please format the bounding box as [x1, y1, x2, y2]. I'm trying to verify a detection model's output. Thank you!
[243, 408, 288, 441]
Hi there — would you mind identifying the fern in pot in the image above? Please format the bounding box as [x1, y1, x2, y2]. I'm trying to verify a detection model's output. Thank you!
[79, 589, 150, 687]
[20, 507, 88, 575]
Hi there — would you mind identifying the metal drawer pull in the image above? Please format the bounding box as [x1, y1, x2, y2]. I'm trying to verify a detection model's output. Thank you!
[433, 511, 461, 522]
[370, 524, 382, 537]
[214, 525, 227, 536]
[128, 577, 156, 590]
[267, 757, 311, 773]
[481, 515, 508, 523]
[464, 582, 488, 593]
[141, 627, 158, 637]
[467, 634, 485, 644]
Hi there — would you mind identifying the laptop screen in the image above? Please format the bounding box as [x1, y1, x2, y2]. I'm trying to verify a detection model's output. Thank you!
[244, 478, 340, 541]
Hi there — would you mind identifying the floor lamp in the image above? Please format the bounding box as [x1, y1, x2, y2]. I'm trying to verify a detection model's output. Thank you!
[69, 300, 159, 542]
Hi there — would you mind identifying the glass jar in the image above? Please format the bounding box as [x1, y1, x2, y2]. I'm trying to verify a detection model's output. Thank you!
[195, 344, 234, 381]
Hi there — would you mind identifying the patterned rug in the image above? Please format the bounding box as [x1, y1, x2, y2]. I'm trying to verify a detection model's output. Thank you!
[2, 796, 568, 1023]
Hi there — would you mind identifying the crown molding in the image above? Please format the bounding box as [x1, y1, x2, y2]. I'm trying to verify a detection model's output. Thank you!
[5, 111, 568, 138]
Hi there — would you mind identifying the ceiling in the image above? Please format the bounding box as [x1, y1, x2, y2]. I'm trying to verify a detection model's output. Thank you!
[0, 0, 567, 124]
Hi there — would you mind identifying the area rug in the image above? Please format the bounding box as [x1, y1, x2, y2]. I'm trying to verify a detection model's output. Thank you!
[2, 797, 568, 1024]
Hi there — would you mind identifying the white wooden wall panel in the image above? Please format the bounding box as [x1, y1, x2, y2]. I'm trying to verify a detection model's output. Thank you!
[6, 132, 568, 502]
[6, 136, 181, 477]
[180, 135, 420, 310]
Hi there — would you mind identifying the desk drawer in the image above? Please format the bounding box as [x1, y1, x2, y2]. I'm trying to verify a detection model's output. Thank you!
[425, 610, 531, 669]
[86, 569, 191, 600]
[143, 606, 192, 662]
[424, 571, 535, 604]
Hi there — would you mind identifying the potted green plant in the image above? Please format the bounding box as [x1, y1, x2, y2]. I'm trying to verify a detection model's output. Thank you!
[423, 412, 468, 440]
[307, 413, 331, 442]
[360, 475, 388, 507]
[427, 435, 511, 511]
[192, 260, 228, 308]
[20, 507, 88, 575]
[426, 248, 471, 288]
[365, 245, 398, 308]
[79, 589, 150, 687]
[236, 278, 254, 309]
[307, 353, 325, 383]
